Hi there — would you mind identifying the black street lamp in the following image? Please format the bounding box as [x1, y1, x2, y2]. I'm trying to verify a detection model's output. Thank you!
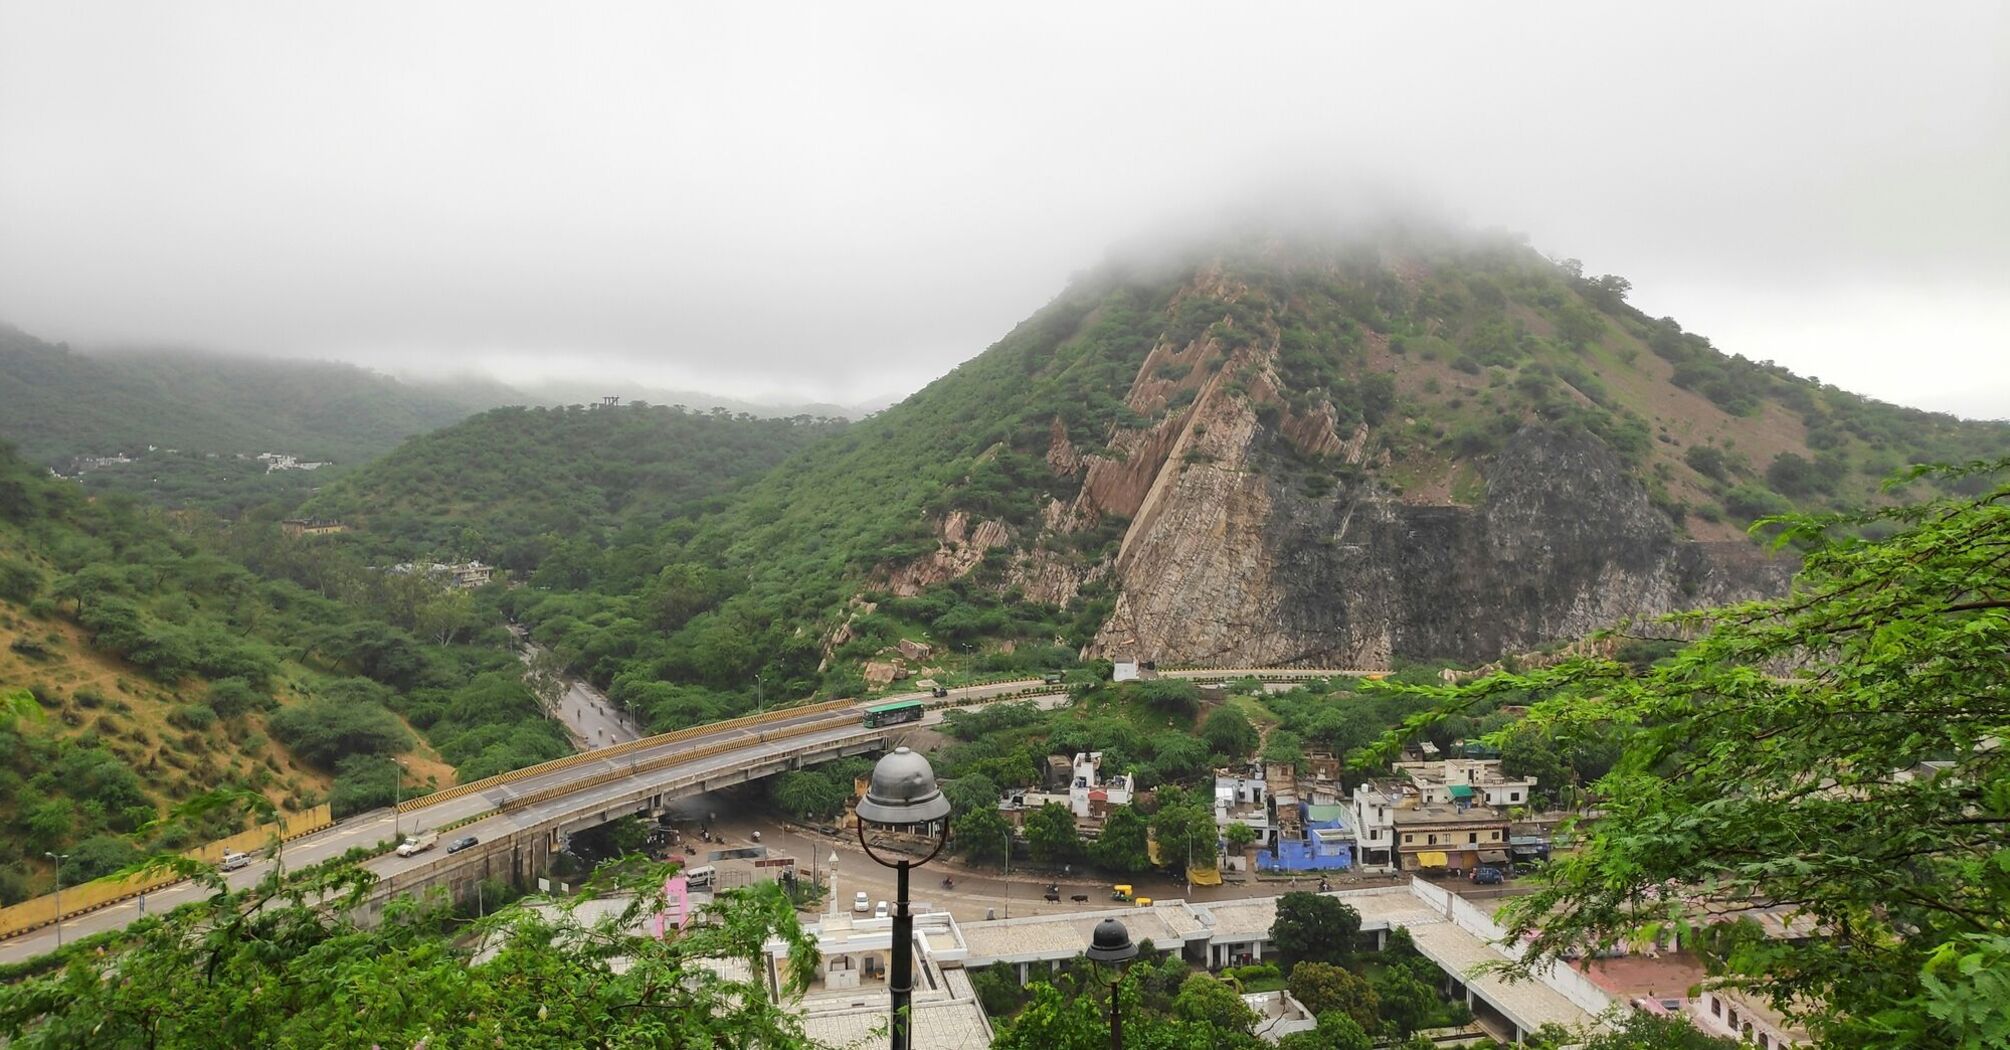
[1084, 917, 1139, 1050]
[855, 746, 953, 1050]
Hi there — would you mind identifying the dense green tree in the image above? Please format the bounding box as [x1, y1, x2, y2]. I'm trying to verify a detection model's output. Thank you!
[1092, 804, 1152, 873]
[768, 770, 847, 820]
[1410, 461, 2010, 1048]
[1171, 972, 1257, 1035]
[1026, 802, 1083, 865]
[1269, 892, 1361, 971]
[1201, 705, 1259, 759]
[1367, 963, 1439, 1038]
[1223, 821, 1256, 854]
[1148, 787, 1218, 872]
[0, 866, 819, 1047]
[993, 979, 1259, 1050]
[267, 698, 413, 770]
[1286, 961, 1379, 1032]
[952, 804, 1013, 865]
[1277, 1012, 1374, 1050]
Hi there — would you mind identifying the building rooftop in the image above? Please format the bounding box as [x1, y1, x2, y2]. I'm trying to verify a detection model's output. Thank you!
[1201, 886, 1445, 941]
[1393, 802, 1507, 825]
[960, 902, 1209, 963]
[1406, 921, 1600, 1032]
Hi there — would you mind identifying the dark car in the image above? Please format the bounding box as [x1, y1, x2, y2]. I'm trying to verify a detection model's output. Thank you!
[1471, 865, 1505, 885]
[446, 835, 479, 854]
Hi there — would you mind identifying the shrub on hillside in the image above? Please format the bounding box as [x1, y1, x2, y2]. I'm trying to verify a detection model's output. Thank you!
[268, 698, 412, 770]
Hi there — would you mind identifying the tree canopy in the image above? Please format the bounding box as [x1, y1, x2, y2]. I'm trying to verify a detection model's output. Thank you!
[1405, 461, 2010, 1049]
[0, 862, 819, 1048]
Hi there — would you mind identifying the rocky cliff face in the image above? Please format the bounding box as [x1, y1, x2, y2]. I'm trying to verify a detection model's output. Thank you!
[871, 247, 1811, 669]
[1071, 367, 1798, 665]
[1090, 425, 1788, 667]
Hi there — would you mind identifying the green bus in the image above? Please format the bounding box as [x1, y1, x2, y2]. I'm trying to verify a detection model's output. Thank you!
[862, 700, 925, 728]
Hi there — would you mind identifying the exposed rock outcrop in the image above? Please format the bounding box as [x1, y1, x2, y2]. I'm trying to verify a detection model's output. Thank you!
[881, 510, 1012, 597]
[1091, 426, 1792, 668]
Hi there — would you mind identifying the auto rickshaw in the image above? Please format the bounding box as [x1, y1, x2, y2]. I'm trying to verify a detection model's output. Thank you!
[1134, 897, 1153, 907]
[1111, 884, 1133, 902]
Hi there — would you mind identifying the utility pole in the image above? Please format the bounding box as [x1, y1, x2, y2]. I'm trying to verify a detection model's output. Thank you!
[392, 759, 404, 839]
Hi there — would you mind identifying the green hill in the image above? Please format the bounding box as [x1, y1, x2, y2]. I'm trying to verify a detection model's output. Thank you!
[295, 403, 847, 567]
[0, 441, 570, 903]
[0, 322, 522, 481]
[493, 220, 2009, 729]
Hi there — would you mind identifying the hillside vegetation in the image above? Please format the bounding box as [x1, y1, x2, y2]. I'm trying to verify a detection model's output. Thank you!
[0, 442, 566, 903]
[490, 221, 2006, 728]
[296, 403, 846, 568]
[0, 323, 527, 513]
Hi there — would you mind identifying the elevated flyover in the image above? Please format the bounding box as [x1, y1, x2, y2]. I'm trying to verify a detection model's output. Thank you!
[0, 668, 1362, 962]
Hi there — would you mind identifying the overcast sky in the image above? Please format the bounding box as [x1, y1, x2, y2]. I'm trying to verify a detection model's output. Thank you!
[2, 2, 2005, 417]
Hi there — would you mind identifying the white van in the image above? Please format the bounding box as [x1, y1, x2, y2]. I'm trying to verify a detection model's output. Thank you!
[220, 851, 252, 872]
[684, 865, 716, 890]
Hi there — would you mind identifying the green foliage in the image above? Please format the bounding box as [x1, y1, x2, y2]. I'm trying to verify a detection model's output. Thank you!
[1526, 1011, 1739, 1049]
[1287, 962, 1380, 1034]
[1092, 803, 1152, 873]
[300, 403, 843, 569]
[1025, 801, 1083, 865]
[0, 327, 515, 499]
[951, 803, 1014, 865]
[0, 864, 819, 1048]
[767, 769, 849, 820]
[1412, 460, 2010, 1048]
[1270, 892, 1361, 971]
[1172, 972, 1258, 1034]
[1201, 705, 1259, 759]
[1148, 786, 1218, 871]
[268, 697, 413, 770]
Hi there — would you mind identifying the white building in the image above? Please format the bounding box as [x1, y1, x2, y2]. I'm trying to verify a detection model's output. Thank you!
[1214, 769, 1275, 850]
[1350, 781, 1403, 872]
[1393, 758, 1537, 809]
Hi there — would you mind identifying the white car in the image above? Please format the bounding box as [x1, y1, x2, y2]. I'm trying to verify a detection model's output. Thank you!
[854, 891, 870, 914]
[874, 901, 890, 920]
[220, 851, 251, 872]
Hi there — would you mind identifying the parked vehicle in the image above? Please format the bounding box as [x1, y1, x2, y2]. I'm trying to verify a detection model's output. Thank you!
[854, 891, 870, 914]
[685, 865, 716, 890]
[1111, 884, 1133, 902]
[1041, 673, 1064, 684]
[220, 851, 252, 872]
[1134, 897, 1153, 907]
[395, 833, 438, 858]
[874, 901, 890, 919]
[446, 835, 479, 854]
[1471, 865, 1506, 885]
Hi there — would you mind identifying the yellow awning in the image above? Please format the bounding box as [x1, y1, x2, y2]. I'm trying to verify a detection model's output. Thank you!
[1187, 866, 1222, 886]
[1417, 851, 1449, 868]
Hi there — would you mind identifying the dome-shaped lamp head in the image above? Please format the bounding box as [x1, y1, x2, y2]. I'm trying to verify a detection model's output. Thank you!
[855, 747, 952, 826]
[1084, 917, 1138, 965]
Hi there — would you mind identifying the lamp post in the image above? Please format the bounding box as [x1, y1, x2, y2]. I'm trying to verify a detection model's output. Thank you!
[855, 746, 953, 1050]
[1084, 917, 1139, 1050]
[1001, 825, 1011, 919]
[828, 851, 840, 919]
[44, 852, 70, 949]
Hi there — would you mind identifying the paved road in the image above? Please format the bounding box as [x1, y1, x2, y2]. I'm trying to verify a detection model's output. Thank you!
[0, 680, 1062, 964]
[513, 635, 646, 749]
[0, 667, 1337, 963]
